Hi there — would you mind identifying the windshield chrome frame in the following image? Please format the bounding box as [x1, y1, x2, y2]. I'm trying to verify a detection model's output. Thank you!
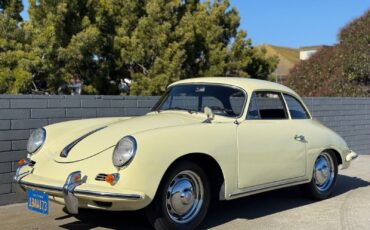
[152, 82, 248, 119]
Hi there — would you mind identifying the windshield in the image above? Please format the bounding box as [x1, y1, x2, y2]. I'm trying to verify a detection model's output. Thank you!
[152, 84, 246, 118]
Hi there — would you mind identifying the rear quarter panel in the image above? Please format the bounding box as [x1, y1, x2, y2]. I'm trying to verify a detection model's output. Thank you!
[303, 119, 350, 178]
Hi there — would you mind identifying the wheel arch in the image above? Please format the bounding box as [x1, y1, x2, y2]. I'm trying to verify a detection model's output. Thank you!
[325, 148, 343, 165]
[159, 152, 226, 201]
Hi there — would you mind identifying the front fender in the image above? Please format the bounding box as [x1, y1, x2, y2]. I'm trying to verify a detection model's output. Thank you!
[124, 122, 237, 202]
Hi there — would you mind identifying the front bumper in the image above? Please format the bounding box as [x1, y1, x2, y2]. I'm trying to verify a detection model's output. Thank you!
[14, 164, 146, 213]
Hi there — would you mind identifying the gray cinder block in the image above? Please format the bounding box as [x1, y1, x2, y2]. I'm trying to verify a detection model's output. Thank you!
[11, 99, 48, 108]
[0, 120, 10, 130]
[11, 119, 48, 130]
[0, 109, 30, 119]
[0, 130, 29, 141]
[48, 99, 81, 108]
[0, 162, 11, 173]
[31, 109, 65, 118]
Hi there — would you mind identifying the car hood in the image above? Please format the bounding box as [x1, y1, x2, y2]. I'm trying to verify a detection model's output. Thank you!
[43, 112, 202, 163]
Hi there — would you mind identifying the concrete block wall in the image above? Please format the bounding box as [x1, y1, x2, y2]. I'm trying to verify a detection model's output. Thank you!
[0, 95, 369, 205]
[303, 97, 370, 154]
[0, 95, 159, 205]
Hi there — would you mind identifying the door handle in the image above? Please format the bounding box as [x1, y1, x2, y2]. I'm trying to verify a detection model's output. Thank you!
[294, 135, 306, 142]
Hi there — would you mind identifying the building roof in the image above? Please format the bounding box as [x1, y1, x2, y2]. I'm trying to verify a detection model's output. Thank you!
[299, 45, 326, 51]
[170, 77, 297, 96]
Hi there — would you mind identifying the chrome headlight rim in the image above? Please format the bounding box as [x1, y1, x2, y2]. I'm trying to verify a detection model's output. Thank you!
[27, 128, 46, 154]
[112, 136, 137, 168]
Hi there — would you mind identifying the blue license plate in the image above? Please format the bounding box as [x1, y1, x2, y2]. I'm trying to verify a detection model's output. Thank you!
[27, 190, 49, 215]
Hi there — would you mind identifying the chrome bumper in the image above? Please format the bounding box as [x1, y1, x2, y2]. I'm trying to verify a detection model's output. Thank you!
[15, 167, 143, 214]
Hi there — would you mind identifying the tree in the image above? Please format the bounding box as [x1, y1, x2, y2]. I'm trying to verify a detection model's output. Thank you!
[0, 0, 37, 94]
[0, 0, 278, 95]
[286, 10, 370, 96]
[0, 0, 23, 21]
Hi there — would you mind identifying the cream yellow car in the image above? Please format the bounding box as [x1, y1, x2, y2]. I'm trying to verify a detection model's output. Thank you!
[15, 77, 358, 230]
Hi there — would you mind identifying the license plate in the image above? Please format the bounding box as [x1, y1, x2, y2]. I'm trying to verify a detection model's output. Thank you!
[27, 190, 49, 215]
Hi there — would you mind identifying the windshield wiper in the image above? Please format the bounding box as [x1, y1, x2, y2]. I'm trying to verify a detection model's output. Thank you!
[164, 107, 194, 114]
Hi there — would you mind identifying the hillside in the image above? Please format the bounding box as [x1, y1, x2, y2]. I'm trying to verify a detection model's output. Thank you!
[259, 44, 300, 77]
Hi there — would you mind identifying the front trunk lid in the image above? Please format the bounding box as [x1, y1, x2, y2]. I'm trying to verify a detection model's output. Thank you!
[51, 113, 200, 163]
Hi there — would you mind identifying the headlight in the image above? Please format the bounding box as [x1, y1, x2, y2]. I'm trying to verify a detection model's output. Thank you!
[112, 136, 137, 168]
[27, 128, 46, 154]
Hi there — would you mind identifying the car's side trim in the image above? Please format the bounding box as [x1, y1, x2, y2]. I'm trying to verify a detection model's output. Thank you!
[60, 126, 107, 158]
[18, 180, 143, 200]
[229, 177, 309, 198]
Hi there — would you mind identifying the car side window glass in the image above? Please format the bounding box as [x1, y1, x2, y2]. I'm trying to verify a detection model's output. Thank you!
[229, 91, 245, 116]
[247, 91, 288, 120]
[247, 93, 260, 119]
[283, 94, 310, 119]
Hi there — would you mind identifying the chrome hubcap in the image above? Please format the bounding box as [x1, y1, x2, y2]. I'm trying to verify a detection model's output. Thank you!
[313, 152, 334, 191]
[166, 170, 204, 224]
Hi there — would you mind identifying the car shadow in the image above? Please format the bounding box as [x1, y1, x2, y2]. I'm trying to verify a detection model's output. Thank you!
[58, 174, 370, 230]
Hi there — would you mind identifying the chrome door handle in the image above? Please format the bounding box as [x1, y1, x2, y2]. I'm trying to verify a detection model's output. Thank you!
[294, 135, 306, 142]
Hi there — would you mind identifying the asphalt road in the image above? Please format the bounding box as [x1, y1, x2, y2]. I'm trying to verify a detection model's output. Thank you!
[1, 155, 370, 230]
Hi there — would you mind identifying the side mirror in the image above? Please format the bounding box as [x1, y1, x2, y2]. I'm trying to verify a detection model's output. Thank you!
[204, 106, 214, 122]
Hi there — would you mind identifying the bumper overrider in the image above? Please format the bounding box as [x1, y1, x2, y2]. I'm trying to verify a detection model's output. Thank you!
[14, 163, 145, 214]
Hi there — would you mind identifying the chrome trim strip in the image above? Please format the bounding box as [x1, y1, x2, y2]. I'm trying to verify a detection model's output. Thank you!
[76, 189, 141, 199]
[230, 177, 308, 198]
[18, 180, 143, 200]
[60, 126, 107, 158]
[20, 180, 63, 192]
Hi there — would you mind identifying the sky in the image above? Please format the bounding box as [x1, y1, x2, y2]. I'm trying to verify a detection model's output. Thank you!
[21, 0, 370, 48]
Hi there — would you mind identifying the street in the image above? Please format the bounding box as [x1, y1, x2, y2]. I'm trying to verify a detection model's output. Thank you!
[1, 155, 369, 230]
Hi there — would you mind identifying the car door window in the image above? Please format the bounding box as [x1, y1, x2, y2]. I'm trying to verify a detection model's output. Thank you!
[247, 91, 288, 119]
[229, 91, 245, 116]
[283, 94, 310, 119]
[247, 93, 260, 119]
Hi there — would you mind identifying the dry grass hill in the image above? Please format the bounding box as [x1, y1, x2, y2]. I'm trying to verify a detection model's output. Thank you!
[259, 44, 300, 77]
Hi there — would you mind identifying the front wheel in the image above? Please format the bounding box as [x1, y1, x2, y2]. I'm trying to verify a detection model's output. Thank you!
[302, 151, 338, 200]
[146, 161, 210, 230]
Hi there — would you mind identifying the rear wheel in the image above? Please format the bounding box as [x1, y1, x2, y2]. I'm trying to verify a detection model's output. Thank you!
[302, 151, 338, 200]
[146, 161, 210, 230]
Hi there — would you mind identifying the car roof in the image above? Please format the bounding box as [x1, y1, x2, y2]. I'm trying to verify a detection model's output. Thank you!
[170, 77, 298, 96]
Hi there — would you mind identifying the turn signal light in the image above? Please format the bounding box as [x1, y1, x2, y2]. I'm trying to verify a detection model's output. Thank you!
[18, 159, 30, 166]
[105, 173, 119, 185]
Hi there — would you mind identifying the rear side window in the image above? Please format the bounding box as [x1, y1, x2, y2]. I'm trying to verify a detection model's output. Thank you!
[283, 94, 310, 119]
[247, 92, 288, 119]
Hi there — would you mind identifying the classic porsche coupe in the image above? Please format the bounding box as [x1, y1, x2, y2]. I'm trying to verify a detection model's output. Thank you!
[15, 77, 357, 229]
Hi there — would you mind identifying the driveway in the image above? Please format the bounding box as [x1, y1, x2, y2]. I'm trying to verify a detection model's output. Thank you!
[1, 155, 370, 230]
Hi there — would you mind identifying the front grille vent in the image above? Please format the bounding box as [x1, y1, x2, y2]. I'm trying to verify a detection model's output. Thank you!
[95, 173, 108, 181]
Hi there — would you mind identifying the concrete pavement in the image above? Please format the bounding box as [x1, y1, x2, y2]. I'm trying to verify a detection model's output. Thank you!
[1, 155, 369, 230]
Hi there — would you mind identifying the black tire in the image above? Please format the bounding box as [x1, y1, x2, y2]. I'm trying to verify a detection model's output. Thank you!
[301, 151, 338, 200]
[146, 160, 210, 230]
